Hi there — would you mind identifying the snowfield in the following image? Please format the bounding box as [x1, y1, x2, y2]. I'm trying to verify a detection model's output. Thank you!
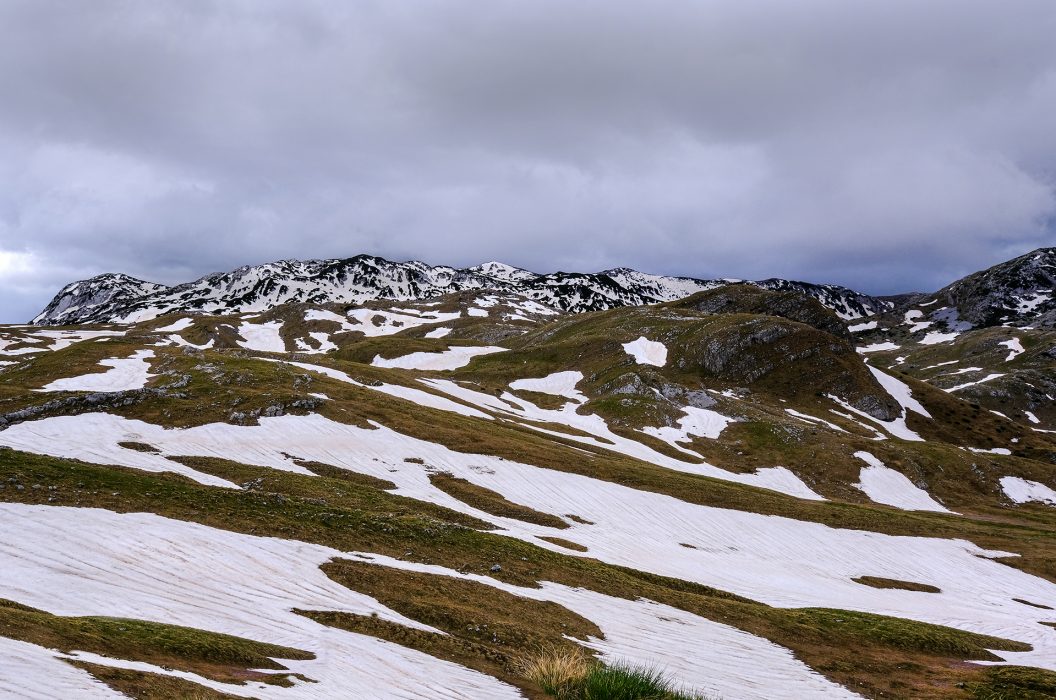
[4, 411, 1056, 674]
[622, 336, 668, 366]
[0, 504, 522, 699]
[1000, 477, 1056, 506]
[853, 451, 951, 513]
[509, 370, 587, 402]
[237, 321, 286, 352]
[38, 349, 156, 393]
[371, 346, 505, 371]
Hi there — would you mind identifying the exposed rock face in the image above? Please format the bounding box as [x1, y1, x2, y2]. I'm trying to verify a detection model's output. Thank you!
[935, 247, 1056, 328]
[673, 317, 901, 421]
[675, 285, 853, 339]
[33, 255, 887, 325]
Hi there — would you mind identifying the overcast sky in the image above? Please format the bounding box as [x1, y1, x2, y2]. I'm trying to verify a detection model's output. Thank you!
[1, 1, 1055, 322]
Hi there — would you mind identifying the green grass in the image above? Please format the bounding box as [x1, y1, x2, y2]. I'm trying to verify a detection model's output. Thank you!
[521, 648, 712, 700]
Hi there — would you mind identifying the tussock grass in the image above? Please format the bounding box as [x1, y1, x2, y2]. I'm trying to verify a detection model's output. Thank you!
[519, 648, 713, 700]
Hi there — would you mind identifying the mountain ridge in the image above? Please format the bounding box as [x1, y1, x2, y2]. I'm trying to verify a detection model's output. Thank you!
[32, 254, 891, 325]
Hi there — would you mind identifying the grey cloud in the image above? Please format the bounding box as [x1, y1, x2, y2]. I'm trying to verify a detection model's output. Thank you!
[1, 0, 1055, 321]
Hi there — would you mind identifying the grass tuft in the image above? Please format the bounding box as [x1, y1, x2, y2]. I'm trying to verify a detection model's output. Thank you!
[519, 647, 712, 699]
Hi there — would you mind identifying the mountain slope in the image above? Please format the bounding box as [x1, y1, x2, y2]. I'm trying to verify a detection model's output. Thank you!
[933, 247, 1056, 328]
[4, 288, 1056, 699]
[32, 254, 889, 325]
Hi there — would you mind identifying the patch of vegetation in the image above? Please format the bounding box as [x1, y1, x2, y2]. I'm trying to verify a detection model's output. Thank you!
[538, 536, 589, 552]
[853, 576, 941, 593]
[0, 599, 312, 686]
[429, 471, 570, 529]
[69, 660, 243, 699]
[966, 665, 1056, 700]
[520, 647, 711, 700]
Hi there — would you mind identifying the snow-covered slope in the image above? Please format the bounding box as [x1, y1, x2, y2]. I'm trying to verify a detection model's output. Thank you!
[32, 255, 888, 324]
[934, 247, 1056, 328]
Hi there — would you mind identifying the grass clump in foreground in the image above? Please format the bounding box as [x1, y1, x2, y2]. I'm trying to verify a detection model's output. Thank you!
[521, 647, 713, 700]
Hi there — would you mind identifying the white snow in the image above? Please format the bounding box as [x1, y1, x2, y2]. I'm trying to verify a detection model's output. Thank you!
[166, 334, 214, 350]
[785, 409, 847, 432]
[826, 368, 929, 442]
[275, 359, 494, 420]
[509, 371, 587, 402]
[1000, 338, 1024, 362]
[154, 317, 194, 333]
[968, 447, 1012, 456]
[920, 331, 960, 345]
[424, 327, 451, 339]
[947, 373, 1004, 392]
[869, 366, 931, 418]
[307, 332, 338, 353]
[346, 308, 462, 337]
[1000, 477, 1056, 506]
[0, 636, 125, 699]
[642, 407, 737, 448]
[0, 504, 522, 699]
[237, 321, 286, 352]
[856, 342, 899, 353]
[38, 349, 155, 393]
[853, 451, 950, 513]
[922, 360, 959, 370]
[622, 336, 668, 367]
[351, 553, 860, 700]
[1025, 411, 1041, 425]
[6, 413, 1056, 672]
[466, 307, 489, 317]
[848, 320, 877, 332]
[421, 378, 823, 500]
[371, 346, 506, 371]
[946, 366, 984, 376]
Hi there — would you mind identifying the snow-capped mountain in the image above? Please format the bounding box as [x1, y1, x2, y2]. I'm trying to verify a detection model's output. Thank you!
[31, 255, 889, 325]
[33, 273, 169, 326]
[934, 247, 1056, 328]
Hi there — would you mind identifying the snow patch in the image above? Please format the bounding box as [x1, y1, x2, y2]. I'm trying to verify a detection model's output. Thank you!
[622, 336, 667, 366]
[1000, 477, 1056, 506]
[853, 452, 951, 513]
[236, 321, 286, 352]
[371, 346, 506, 371]
[38, 350, 155, 393]
[509, 371, 586, 402]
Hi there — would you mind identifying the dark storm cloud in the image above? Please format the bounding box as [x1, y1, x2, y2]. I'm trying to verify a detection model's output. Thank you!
[1, 0, 1055, 321]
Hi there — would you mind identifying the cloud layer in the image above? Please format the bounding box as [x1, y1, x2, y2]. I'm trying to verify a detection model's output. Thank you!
[1, 0, 1055, 321]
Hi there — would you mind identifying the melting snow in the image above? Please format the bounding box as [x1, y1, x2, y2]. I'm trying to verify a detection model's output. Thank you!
[622, 337, 668, 366]
[5, 414, 1056, 671]
[237, 321, 286, 352]
[999, 338, 1024, 362]
[424, 327, 451, 339]
[154, 317, 194, 333]
[920, 331, 959, 345]
[1000, 477, 1056, 506]
[856, 342, 899, 353]
[848, 320, 877, 332]
[38, 350, 155, 393]
[509, 371, 587, 402]
[853, 452, 950, 513]
[785, 409, 846, 432]
[947, 373, 1004, 392]
[0, 504, 522, 699]
[641, 407, 737, 449]
[371, 346, 506, 371]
